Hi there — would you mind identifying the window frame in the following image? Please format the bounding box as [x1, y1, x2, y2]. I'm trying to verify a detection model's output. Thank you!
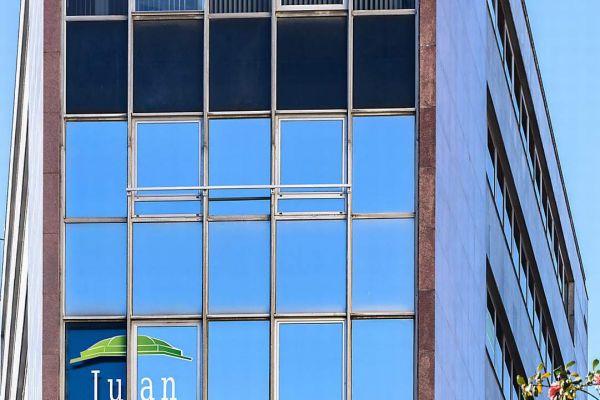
[131, 321, 203, 400]
[276, 116, 348, 215]
[132, 118, 203, 217]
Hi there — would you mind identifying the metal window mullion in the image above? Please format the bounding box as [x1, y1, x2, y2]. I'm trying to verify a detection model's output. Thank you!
[345, 0, 353, 398]
[126, 0, 134, 397]
[202, 0, 210, 399]
[269, 1, 277, 399]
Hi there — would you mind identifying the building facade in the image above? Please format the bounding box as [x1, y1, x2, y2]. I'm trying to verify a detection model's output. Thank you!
[0, 0, 588, 399]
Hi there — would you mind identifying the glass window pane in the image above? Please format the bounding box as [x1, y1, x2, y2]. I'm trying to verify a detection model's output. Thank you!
[353, 116, 414, 212]
[66, 323, 126, 400]
[134, 20, 203, 113]
[278, 322, 344, 400]
[353, 15, 415, 108]
[67, 0, 127, 15]
[137, 122, 200, 188]
[137, 326, 200, 400]
[133, 223, 202, 315]
[210, 19, 271, 111]
[276, 220, 346, 312]
[208, 321, 269, 400]
[66, 121, 127, 218]
[353, 219, 414, 311]
[66, 21, 127, 114]
[352, 319, 413, 400]
[280, 119, 343, 187]
[66, 224, 127, 316]
[209, 222, 270, 314]
[277, 17, 347, 110]
[209, 118, 270, 215]
[137, 0, 202, 11]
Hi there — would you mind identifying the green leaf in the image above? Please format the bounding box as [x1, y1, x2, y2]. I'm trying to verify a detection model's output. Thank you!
[517, 375, 526, 385]
[593, 359, 599, 371]
[537, 362, 546, 372]
[566, 361, 576, 369]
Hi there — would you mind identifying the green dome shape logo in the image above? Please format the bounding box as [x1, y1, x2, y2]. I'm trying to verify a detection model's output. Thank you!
[70, 335, 192, 364]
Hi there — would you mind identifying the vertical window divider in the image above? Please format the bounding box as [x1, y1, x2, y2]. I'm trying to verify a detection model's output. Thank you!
[126, 0, 134, 398]
[269, 1, 278, 398]
[202, 2, 210, 400]
[345, 1, 353, 400]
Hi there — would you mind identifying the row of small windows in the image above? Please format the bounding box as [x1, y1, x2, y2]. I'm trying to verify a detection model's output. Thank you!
[66, 0, 414, 14]
[66, 320, 413, 400]
[66, 116, 414, 218]
[487, 132, 561, 371]
[66, 16, 415, 114]
[66, 219, 414, 316]
[488, 0, 572, 313]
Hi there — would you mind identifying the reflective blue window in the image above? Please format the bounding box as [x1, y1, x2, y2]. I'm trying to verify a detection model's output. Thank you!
[208, 321, 269, 400]
[352, 319, 414, 400]
[137, 326, 200, 400]
[136, 122, 201, 214]
[209, 118, 270, 215]
[133, 223, 202, 315]
[209, 221, 270, 314]
[280, 119, 344, 188]
[66, 223, 127, 316]
[66, 121, 127, 218]
[353, 219, 414, 311]
[137, 122, 201, 189]
[66, 323, 126, 400]
[276, 220, 346, 312]
[279, 322, 344, 400]
[353, 116, 414, 212]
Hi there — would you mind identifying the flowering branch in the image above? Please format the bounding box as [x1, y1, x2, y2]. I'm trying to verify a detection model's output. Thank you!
[518, 360, 600, 400]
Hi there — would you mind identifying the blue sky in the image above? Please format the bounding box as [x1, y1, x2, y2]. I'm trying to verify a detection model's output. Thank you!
[525, 0, 600, 361]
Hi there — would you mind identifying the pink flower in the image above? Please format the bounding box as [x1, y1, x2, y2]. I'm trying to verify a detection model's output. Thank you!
[594, 373, 600, 386]
[548, 382, 561, 399]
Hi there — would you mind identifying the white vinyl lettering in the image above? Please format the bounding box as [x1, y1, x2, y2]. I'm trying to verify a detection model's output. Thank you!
[91, 370, 100, 400]
[140, 377, 155, 400]
[161, 377, 177, 400]
[108, 379, 123, 400]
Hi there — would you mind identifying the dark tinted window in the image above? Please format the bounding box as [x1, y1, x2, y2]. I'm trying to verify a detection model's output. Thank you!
[67, 0, 127, 15]
[353, 15, 415, 108]
[134, 20, 204, 113]
[210, 19, 271, 111]
[66, 21, 127, 114]
[277, 17, 347, 110]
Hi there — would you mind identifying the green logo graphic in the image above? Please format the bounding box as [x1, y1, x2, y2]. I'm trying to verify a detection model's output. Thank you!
[70, 335, 192, 364]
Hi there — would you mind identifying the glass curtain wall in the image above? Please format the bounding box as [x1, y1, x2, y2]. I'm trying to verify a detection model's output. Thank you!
[63, 1, 417, 399]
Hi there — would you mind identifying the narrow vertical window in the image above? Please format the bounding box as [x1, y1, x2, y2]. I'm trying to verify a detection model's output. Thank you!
[66, 224, 127, 316]
[353, 116, 414, 212]
[66, 121, 127, 218]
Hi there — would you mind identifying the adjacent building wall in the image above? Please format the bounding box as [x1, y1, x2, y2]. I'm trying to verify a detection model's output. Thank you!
[435, 0, 488, 399]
